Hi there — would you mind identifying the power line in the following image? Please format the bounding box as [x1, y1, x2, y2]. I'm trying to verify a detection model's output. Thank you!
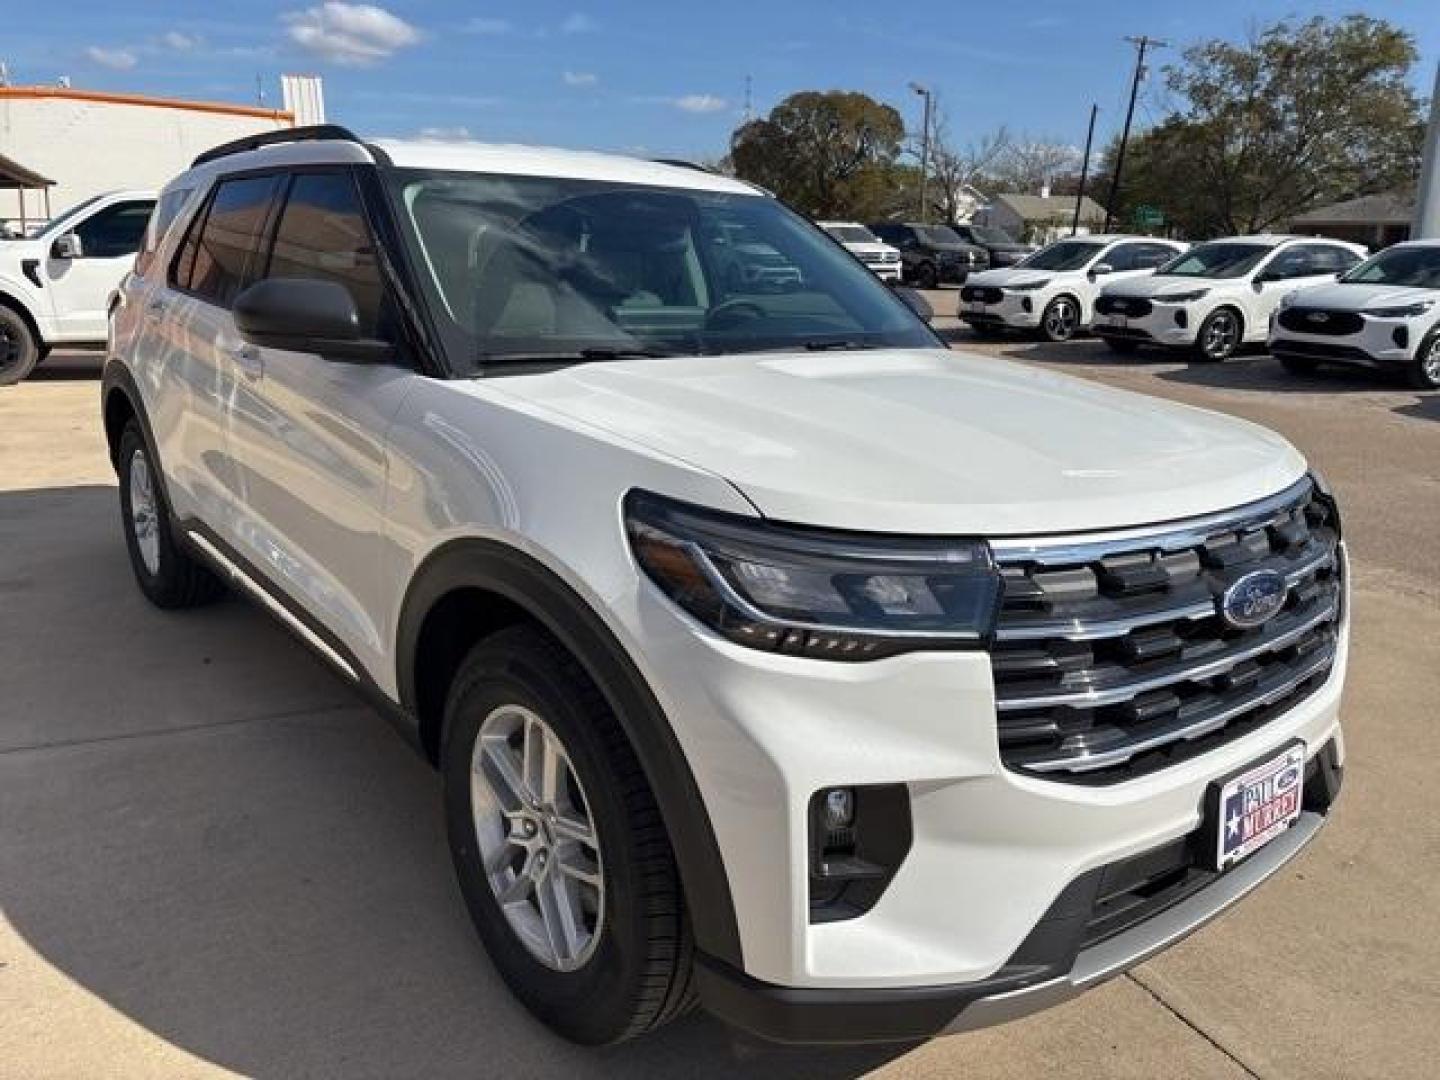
[1102, 34, 1168, 233]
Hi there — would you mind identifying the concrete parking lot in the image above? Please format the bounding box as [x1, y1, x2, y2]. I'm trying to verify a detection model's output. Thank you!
[2, 336, 1438, 1080]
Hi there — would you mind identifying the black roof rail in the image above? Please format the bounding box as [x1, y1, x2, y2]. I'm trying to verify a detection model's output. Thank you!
[191, 124, 362, 168]
[650, 158, 718, 174]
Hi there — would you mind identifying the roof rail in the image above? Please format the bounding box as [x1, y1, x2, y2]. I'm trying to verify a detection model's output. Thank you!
[191, 124, 361, 168]
[650, 158, 718, 174]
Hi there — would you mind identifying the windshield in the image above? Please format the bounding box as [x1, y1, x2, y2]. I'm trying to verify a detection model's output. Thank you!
[1019, 240, 1105, 272]
[824, 225, 879, 244]
[386, 170, 938, 372]
[916, 225, 964, 246]
[969, 225, 1017, 245]
[1158, 242, 1271, 279]
[38, 195, 105, 239]
[1340, 246, 1440, 289]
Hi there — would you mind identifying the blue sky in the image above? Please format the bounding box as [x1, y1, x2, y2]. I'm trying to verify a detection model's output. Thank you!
[8, 1, 1440, 159]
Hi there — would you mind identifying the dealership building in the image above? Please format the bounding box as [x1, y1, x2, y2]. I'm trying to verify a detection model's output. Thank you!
[0, 76, 323, 233]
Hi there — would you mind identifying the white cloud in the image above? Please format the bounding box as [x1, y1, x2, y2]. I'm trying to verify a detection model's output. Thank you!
[418, 125, 473, 141]
[560, 12, 597, 34]
[563, 70, 598, 87]
[464, 17, 511, 35]
[83, 46, 138, 70]
[674, 94, 727, 113]
[159, 31, 201, 51]
[283, 2, 421, 66]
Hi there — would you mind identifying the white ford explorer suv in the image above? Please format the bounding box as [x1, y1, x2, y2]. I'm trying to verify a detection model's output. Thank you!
[1095, 236, 1367, 362]
[104, 127, 1348, 1046]
[958, 235, 1184, 342]
[1269, 240, 1440, 390]
[0, 189, 157, 384]
[818, 221, 903, 282]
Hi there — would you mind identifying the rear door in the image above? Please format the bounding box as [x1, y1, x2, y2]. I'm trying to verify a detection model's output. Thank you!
[153, 172, 285, 541]
[223, 168, 416, 677]
[44, 198, 155, 340]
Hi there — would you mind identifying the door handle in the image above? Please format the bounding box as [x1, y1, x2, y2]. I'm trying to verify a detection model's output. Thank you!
[228, 342, 263, 379]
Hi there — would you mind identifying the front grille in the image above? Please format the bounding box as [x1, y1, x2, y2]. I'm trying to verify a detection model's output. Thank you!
[1273, 341, 1381, 365]
[1095, 295, 1153, 318]
[1093, 325, 1154, 341]
[961, 286, 1003, 303]
[1278, 308, 1364, 336]
[989, 478, 1341, 784]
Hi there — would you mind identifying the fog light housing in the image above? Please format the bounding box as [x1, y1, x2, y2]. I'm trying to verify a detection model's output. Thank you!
[1393, 326, 1409, 349]
[1021, 297, 1033, 313]
[808, 784, 912, 923]
[1174, 309, 1188, 329]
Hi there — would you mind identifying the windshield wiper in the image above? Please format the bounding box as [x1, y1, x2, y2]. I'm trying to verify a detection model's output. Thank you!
[478, 345, 677, 366]
[801, 339, 882, 352]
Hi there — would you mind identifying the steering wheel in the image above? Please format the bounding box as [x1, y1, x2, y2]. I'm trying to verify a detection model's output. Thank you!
[705, 298, 767, 331]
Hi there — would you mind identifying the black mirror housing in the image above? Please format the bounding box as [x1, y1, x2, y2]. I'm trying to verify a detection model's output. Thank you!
[234, 278, 391, 362]
[51, 233, 82, 260]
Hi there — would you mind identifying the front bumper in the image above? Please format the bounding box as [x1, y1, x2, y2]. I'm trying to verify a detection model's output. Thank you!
[1093, 303, 1197, 346]
[1269, 319, 1417, 369]
[698, 742, 1342, 1042]
[959, 290, 1044, 328]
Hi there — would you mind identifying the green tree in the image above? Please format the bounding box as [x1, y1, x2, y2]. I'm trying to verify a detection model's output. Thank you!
[730, 91, 906, 219]
[1096, 15, 1425, 236]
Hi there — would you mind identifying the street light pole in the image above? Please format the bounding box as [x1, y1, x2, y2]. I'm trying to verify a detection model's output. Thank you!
[1102, 35, 1167, 233]
[910, 82, 933, 223]
[1073, 103, 1099, 236]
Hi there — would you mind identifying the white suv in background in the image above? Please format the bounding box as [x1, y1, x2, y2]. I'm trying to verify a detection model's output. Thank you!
[959, 235, 1184, 342]
[818, 221, 902, 282]
[1094, 236, 1367, 362]
[104, 126, 1348, 1047]
[0, 190, 157, 384]
[1270, 240, 1440, 389]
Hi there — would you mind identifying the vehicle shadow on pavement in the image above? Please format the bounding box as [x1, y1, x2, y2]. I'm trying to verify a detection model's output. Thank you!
[0, 485, 910, 1079]
[26, 352, 106, 381]
[1395, 394, 1440, 422]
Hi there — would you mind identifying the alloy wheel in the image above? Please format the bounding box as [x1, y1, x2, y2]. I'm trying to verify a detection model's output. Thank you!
[1421, 339, 1440, 386]
[471, 704, 605, 972]
[128, 449, 162, 575]
[1045, 299, 1077, 340]
[1203, 311, 1239, 359]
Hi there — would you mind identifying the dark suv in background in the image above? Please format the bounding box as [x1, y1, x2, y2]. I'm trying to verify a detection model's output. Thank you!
[869, 221, 988, 288]
[948, 223, 1034, 269]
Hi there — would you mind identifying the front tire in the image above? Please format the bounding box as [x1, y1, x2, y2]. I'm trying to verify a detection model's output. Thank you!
[1194, 308, 1242, 362]
[1039, 296, 1079, 342]
[117, 422, 225, 608]
[442, 625, 694, 1045]
[912, 261, 938, 290]
[0, 304, 39, 386]
[1407, 331, 1440, 390]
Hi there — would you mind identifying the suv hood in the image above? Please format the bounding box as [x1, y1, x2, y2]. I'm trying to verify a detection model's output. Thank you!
[483, 349, 1304, 535]
[1102, 274, 1213, 300]
[1284, 282, 1436, 312]
[841, 241, 899, 256]
[967, 266, 1065, 288]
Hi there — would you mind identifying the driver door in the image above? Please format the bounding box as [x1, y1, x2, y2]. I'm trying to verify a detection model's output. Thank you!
[44, 198, 155, 340]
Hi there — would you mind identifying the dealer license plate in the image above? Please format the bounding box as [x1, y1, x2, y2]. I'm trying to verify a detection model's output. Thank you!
[1209, 742, 1305, 870]
[1106, 314, 1128, 329]
[969, 300, 986, 313]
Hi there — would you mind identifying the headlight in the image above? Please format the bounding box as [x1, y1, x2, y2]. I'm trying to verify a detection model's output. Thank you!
[1004, 279, 1050, 292]
[1160, 289, 1209, 303]
[625, 490, 1001, 660]
[1363, 300, 1434, 319]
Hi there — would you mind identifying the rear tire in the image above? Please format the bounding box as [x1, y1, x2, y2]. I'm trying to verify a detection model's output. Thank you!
[1193, 308, 1242, 362]
[1103, 337, 1140, 355]
[1278, 355, 1320, 376]
[912, 261, 938, 290]
[442, 625, 695, 1045]
[117, 422, 226, 609]
[0, 304, 39, 386]
[1407, 332, 1440, 390]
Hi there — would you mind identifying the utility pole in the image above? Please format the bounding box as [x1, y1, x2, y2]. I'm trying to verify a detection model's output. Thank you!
[1413, 60, 1440, 239]
[1102, 35, 1167, 233]
[1072, 103, 1099, 236]
[742, 74, 753, 123]
[910, 82, 933, 222]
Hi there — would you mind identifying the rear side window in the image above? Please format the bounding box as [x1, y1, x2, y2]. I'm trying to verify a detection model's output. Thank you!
[135, 188, 192, 276]
[263, 172, 384, 337]
[174, 174, 283, 307]
[75, 200, 154, 259]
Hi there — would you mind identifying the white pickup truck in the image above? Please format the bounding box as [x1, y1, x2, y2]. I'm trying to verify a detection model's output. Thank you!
[0, 190, 156, 384]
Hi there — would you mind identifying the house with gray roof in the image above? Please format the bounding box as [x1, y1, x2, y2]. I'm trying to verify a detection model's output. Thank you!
[1289, 193, 1412, 250]
[973, 193, 1108, 245]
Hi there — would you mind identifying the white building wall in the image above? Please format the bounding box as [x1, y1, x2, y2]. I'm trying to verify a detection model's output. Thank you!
[0, 92, 293, 227]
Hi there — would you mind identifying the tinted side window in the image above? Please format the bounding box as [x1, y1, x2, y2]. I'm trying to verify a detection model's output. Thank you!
[1265, 247, 1315, 280]
[263, 172, 384, 337]
[135, 188, 192, 276]
[1137, 243, 1178, 268]
[1303, 244, 1361, 274]
[1104, 243, 1147, 271]
[186, 174, 283, 307]
[75, 201, 154, 258]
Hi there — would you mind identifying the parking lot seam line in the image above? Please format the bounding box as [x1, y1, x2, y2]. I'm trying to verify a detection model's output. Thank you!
[1124, 971, 1263, 1079]
[0, 700, 360, 756]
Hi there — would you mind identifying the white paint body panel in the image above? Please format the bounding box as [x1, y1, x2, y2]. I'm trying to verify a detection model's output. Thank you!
[1268, 279, 1439, 365]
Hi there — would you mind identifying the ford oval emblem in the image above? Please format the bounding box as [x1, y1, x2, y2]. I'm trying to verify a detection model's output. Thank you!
[1308, 312, 1329, 323]
[1220, 569, 1288, 629]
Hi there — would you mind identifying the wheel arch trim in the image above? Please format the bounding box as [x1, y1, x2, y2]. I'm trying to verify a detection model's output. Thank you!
[396, 536, 746, 968]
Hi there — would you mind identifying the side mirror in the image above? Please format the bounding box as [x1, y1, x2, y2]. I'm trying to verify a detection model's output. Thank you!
[1089, 262, 1114, 277]
[51, 233, 83, 260]
[234, 278, 392, 362]
[890, 284, 934, 320]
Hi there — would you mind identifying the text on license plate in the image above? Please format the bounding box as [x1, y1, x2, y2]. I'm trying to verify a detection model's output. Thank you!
[1214, 743, 1305, 869]
[1107, 314, 1128, 328]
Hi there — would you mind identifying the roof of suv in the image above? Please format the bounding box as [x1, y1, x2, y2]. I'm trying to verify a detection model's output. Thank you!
[180, 126, 759, 197]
